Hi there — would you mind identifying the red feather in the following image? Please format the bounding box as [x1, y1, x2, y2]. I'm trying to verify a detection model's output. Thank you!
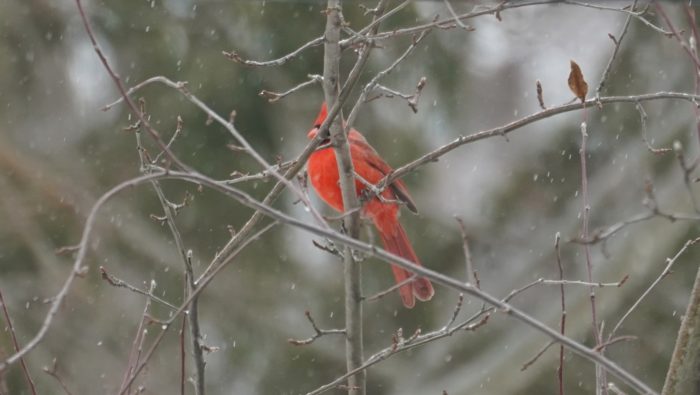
[307, 103, 434, 308]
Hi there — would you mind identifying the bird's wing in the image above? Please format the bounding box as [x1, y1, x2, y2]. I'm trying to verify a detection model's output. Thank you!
[349, 130, 418, 214]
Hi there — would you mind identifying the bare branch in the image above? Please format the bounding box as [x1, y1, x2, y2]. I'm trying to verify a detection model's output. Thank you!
[564, 1, 670, 35]
[185, 251, 206, 395]
[662, 257, 700, 395]
[443, 0, 475, 31]
[75, 0, 190, 172]
[608, 237, 700, 343]
[578, 121, 607, 394]
[118, 280, 157, 394]
[222, 161, 297, 185]
[223, 36, 324, 67]
[119, 220, 279, 394]
[521, 340, 556, 371]
[378, 92, 700, 205]
[99, 266, 178, 310]
[455, 216, 477, 285]
[555, 233, 566, 395]
[364, 275, 417, 303]
[655, 2, 700, 67]
[288, 311, 346, 346]
[367, 76, 427, 114]
[259, 75, 322, 102]
[674, 141, 700, 213]
[596, 0, 638, 98]
[42, 358, 74, 395]
[106, 76, 327, 227]
[0, 288, 36, 394]
[342, 1, 555, 44]
[594, 336, 637, 352]
[636, 102, 672, 154]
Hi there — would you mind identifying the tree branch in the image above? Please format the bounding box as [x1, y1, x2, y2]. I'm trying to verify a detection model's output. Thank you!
[0, 288, 36, 394]
[662, 255, 700, 395]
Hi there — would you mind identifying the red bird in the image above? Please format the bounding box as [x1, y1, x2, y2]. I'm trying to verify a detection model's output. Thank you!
[306, 103, 434, 308]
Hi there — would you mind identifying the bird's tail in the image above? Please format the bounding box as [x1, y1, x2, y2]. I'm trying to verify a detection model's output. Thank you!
[376, 218, 435, 308]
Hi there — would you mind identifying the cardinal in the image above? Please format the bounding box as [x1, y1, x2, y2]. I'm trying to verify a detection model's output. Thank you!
[306, 103, 434, 308]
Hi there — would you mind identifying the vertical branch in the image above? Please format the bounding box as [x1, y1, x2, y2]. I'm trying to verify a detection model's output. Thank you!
[579, 122, 605, 394]
[661, 262, 700, 395]
[323, 1, 364, 394]
[0, 288, 37, 395]
[185, 251, 205, 395]
[684, 5, 700, 148]
[554, 233, 566, 395]
[118, 280, 156, 394]
[180, 315, 187, 395]
[135, 129, 206, 394]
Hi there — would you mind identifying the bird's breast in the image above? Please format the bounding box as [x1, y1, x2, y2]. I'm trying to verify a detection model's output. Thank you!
[308, 148, 344, 212]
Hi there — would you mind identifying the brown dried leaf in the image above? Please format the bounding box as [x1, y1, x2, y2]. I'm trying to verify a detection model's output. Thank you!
[567, 60, 588, 103]
[536, 79, 545, 110]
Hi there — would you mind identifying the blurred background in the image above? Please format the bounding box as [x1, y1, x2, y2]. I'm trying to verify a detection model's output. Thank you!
[1, 1, 699, 394]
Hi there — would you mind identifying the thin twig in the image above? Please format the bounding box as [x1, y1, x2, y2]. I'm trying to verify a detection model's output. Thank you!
[364, 275, 417, 303]
[673, 141, 700, 213]
[345, 29, 430, 134]
[564, 1, 670, 35]
[608, 237, 700, 342]
[307, 297, 486, 395]
[352, 0, 411, 42]
[42, 358, 74, 395]
[455, 216, 477, 285]
[152, 115, 184, 164]
[636, 102, 672, 154]
[344, 0, 668, 44]
[179, 315, 186, 395]
[185, 251, 205, 395]
[570, 209, 700, 245]
[109, 77, 326, 228]
[0, 288, 37, 394]
[75, 0, 190, 172]
[223, 36, 324, 67]
[594, 336, 637, 352]
[684, 4, 700, 148]
[521, 340, 556, 371]
[443, 0, 475, 31]
[655, 2, 700, 68]
[118, 280, 156, 394]
[118, 220, 278, 394]
[288, 311, 346, 346]
[342, 1, 558, 44]
[377, 92, 700, 197]
[222, 161, 297, 185]
[661, 255, 700, 395]
[136, 117, 208, 395]
[99, 266, 179, 310]
[555, 233, 566, 395]
[596, 0, 638, 98]
[367, 76, 427, 113]
[579, 121, 606, 395]
[259, 75, 321, 102]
